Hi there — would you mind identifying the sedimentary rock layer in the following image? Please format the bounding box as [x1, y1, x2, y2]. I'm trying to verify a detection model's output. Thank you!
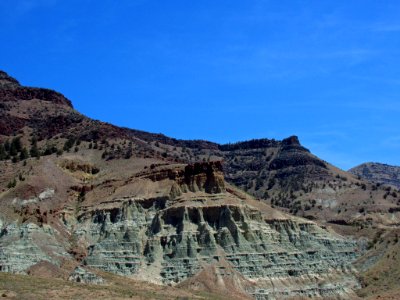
[0, 162, 361, 299]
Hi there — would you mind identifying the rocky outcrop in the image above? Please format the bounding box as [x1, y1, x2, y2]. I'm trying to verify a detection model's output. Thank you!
[0, 219, 69, 274]
[269, 147, 325, 171]
[138, 161, 225, 196]
[219, 136, 330, 202]
[0, 87, 73, 108]
[68, 266, 105, 284]
[75, 198, 359, 298]
[59, 163, 360, 298]
[0, 159, 361, 299]
[0, 71, 72, 108]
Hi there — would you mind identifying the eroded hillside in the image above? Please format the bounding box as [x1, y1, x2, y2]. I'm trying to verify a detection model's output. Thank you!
[0, 70, 399, 299]
[350, 162, 400, 189]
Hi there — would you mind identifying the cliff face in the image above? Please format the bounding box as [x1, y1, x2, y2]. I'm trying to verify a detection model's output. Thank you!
[221, 135, 329, 191]
[0, 221, 70, 274]
[0, 161, 360, 299]
[78, 202, 359, 298]
[142, 161, 225, 195]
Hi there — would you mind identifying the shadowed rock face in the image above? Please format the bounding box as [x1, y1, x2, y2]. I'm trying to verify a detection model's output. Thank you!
[77, 199, 359, 298]
[182, 161, 225, 194]
[219, 136, 330, 202]
[143, 161, 225, 194]
[70, 163, 359, 299]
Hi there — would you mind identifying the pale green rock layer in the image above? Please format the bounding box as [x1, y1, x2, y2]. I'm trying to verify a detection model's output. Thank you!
[0, 195, 361, 299]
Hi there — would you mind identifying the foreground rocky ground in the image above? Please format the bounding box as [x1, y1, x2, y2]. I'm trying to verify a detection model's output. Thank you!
[0, 270, 228, 300]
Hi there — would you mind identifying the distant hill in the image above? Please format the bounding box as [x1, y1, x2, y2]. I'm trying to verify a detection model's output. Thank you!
[349, 162, 400, 189]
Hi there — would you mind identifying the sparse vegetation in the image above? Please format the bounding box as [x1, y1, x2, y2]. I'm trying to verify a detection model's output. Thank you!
[7, 178, 16, 188]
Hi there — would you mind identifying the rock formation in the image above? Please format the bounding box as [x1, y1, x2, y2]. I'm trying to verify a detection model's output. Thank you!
[0, 161, 361, 298]
[1, 70, 398, 298]
[68, 266, 105, 284]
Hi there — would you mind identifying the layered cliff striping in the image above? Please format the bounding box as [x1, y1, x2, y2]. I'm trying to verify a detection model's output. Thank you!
[0, 71, 378, 299]
[0, 161, 361, 299]
[70, 162, 360, 298]
[0, 220, 70, 273]
[2, 69, 398, 231]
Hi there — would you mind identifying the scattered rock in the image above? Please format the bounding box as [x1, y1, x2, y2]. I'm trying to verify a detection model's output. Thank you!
[0, 290, 17, 298]
[68, 267, 105, 285]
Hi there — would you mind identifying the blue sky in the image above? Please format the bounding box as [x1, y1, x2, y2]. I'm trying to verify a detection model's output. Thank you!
[1, 1, 400, 169]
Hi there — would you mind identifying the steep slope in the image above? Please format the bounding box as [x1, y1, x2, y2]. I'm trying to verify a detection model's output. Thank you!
[211, 140, 400, 234]
[162, 136, 398, 236]
[0, 70, 397, 299]
[355, 228, 400, 299]
[2, 70, 397, 234]
[0, 156, 361, 299]
[349, 162, 400, 189]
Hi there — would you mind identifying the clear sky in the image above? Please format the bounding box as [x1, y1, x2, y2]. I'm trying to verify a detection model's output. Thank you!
[1, 1, 400, 170]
